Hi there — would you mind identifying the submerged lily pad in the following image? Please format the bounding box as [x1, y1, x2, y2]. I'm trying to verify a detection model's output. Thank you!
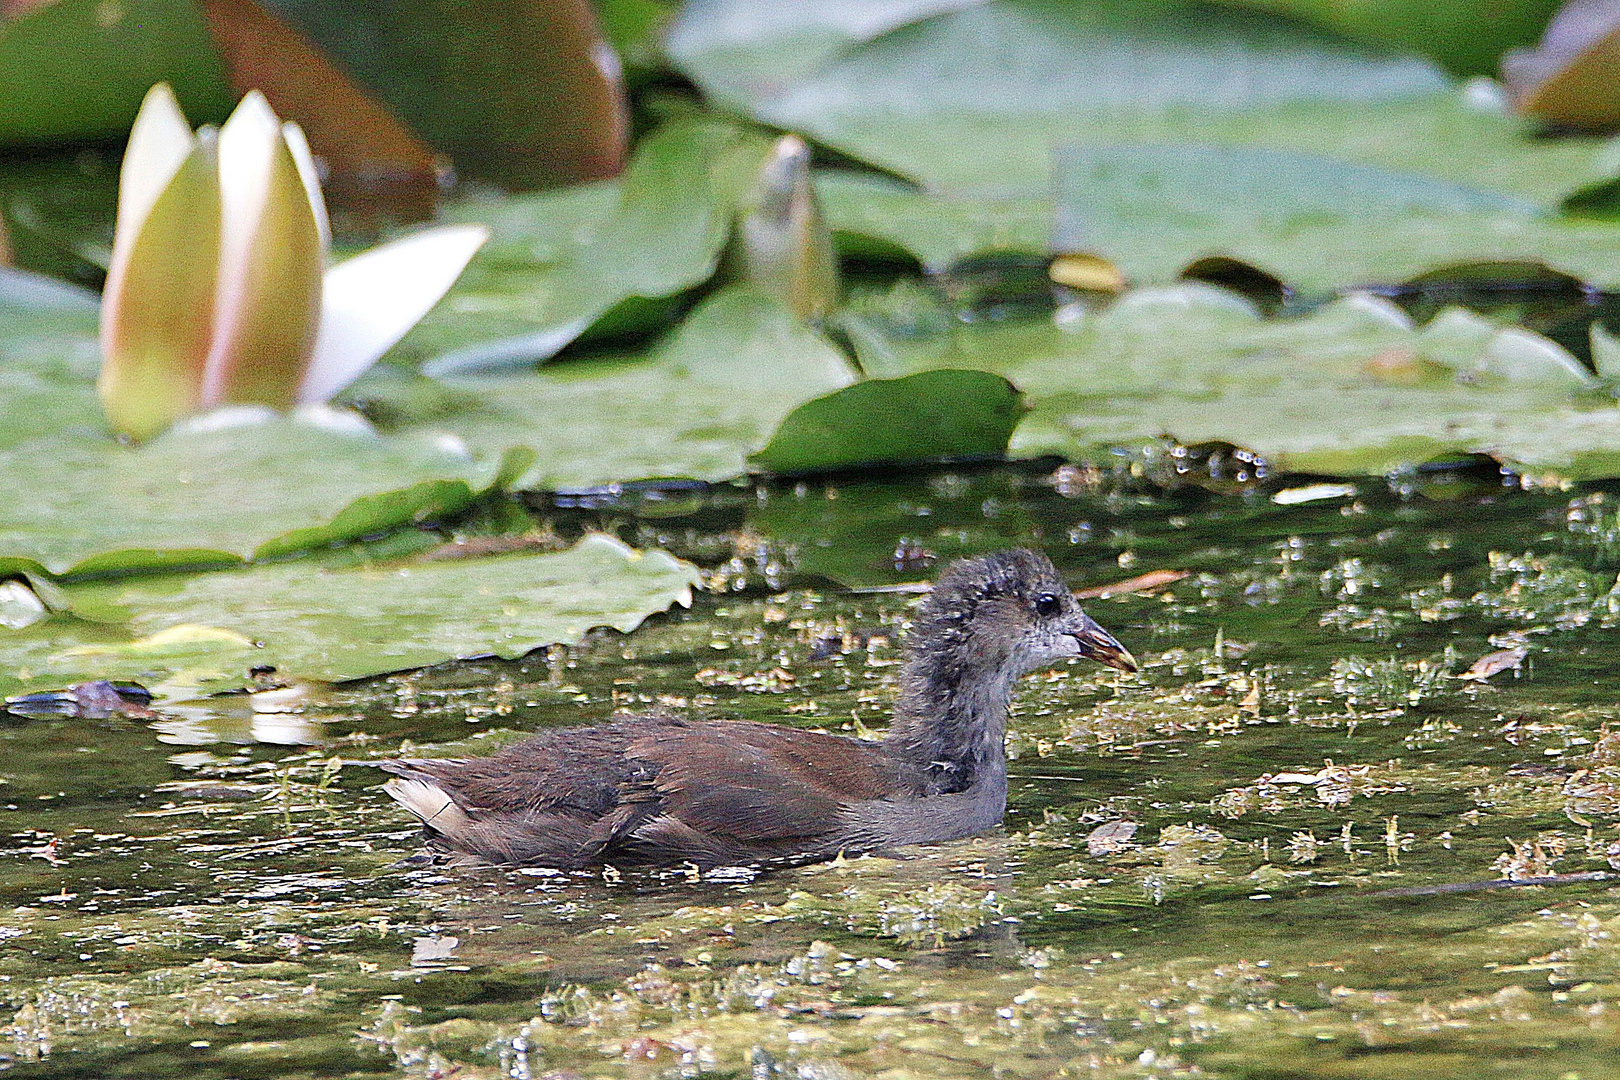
[62, 534, 703, 683]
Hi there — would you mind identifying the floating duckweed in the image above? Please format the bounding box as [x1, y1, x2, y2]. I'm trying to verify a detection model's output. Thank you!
[1472, 550, 1620, 628]
[1330, 653, 1455, 708]
[1564, 493, 1620, 567]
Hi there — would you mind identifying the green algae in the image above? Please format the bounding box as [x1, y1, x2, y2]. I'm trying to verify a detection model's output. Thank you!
[6, 466, 1620, 1077]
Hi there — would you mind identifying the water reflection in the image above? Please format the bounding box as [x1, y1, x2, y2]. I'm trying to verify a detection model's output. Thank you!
[151, 691, 340, 746]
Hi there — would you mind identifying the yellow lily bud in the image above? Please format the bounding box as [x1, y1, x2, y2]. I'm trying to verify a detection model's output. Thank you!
[734, 134, 838, 322]
[98, 84, 489, 441]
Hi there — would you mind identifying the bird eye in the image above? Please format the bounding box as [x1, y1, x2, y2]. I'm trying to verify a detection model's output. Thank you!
[1034, 593, 1062, 617]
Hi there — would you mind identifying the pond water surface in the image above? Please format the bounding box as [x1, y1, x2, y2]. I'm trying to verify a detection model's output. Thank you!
[5, 459, 1620, 1079]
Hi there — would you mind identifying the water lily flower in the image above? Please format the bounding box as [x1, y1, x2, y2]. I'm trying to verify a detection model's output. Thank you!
[99, 84, 489, 440]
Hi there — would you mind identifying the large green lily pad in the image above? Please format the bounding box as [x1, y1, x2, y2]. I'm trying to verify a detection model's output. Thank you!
[374, 287, 858, 489]
[1048, 143, 1620, 291]
[1212, 0, 1560, 76]
[670, 0, 1613, 208]
[750, 369, 1025, 475]
[410, 118, 769, 374]
[670, 0, 1620, 293]
[55, 533, 702, 684]
[818, 172, 1050, 272]
[0, 420, 502, 577]
[0, 293, 504, 575]
[849, 284, 1620, 479]
[822, 156, 1620, 292]
[0, 534, 702, 695]
[0, 0, 233, 145]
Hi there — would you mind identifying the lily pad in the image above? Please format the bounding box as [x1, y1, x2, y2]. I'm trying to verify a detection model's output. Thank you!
[388, 287, 858, 489]
[0, 300, 505, 575]
[1215, 0, 1561, 77]
[0, 420, 503, 576]
[412, 118, 769, 374]
[0, 0, 233, 145]
[670, 0, 1611, 209]
[847, 283, 1620, 479]
[1050, 143, 1620, 291]
[749, 369, 1025, 475]
[818, 172, 1049, 272]
[61, 534, 703, 683]
[819, 140, 1620, 292]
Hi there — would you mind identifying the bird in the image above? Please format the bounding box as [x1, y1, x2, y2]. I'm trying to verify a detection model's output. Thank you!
[380, 548, 1136, 869]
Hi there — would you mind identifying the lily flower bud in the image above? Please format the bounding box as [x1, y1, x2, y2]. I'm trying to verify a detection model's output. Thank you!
[99, 83, 488, 441]
[733, 134, 838, 322]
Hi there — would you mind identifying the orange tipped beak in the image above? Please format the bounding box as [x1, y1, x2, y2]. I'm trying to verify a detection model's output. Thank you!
[1069, 613, 1137, 673]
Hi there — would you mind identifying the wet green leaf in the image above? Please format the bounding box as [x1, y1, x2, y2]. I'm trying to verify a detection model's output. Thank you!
[0, 0, 233, 145]
[1048, 143, 1620, 292]
[62, 533, 703, 683]
[408, 287, 857, 489]
[671, 0, 1613, 215]
[1217, 0, 1561, 76]
[818, 172, 1049, 273]
[0, 301, 502, 574]
[750, 369, 1025, 475]
[0, 419, 499, 576]
[850, 284, 1620, 478]
[413, 119, 769, 374]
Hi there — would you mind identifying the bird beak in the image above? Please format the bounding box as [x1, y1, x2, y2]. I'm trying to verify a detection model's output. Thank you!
[1068, 612, 1137, 673]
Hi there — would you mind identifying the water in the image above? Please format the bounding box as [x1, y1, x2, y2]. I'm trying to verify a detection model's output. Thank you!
[4, 460, 1620, 1078]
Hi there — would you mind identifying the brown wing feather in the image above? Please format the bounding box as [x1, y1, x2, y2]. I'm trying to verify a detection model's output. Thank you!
[627, 721, 912, 846]
[381, 716, 916, 867]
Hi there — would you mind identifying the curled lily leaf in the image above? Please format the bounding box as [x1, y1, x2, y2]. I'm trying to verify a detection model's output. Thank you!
[98, 83, 489, 440]
[733, 134, 838, 321]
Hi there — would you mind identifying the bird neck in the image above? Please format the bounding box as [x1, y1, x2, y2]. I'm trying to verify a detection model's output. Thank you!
[883, 645, 1016, 795]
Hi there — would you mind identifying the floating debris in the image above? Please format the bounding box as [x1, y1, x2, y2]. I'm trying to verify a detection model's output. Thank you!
[1271, 483, 1358, 506]
[6, 680, 155, 719]
[1075, 569, 1189, 599]
[1458, 645, 1529, 682]
[1086, 820, 1139, 856]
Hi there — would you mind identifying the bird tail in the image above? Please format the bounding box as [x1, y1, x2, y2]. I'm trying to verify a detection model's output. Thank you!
[383, 777, 472, 839]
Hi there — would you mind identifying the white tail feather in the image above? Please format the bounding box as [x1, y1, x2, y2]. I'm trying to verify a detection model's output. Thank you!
[384, 778, 471, 837]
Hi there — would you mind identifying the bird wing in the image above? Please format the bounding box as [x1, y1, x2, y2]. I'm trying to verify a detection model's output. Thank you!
[625, 721, 905, 848]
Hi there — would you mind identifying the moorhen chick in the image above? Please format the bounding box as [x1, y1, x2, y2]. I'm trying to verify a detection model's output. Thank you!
[381, 548, 1135, 868]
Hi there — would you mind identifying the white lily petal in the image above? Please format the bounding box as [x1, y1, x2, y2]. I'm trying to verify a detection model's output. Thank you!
[103, 84, 198, 348]
[112, 84, 196, 259]
[282, 120, 331, 256]
[203, 90, 282, 405]
[298, 224, 490, 404]
[167, 404, 279, 434]
[202, 90, 324, 409]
